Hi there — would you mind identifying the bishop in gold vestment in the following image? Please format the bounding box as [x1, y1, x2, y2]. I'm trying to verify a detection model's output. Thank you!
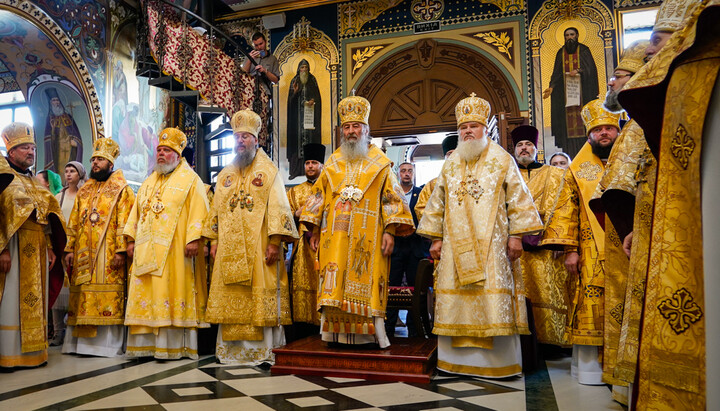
[286, 143, 325, 328]
[124, 128, 209, 360]
[417, 94, 542, 378]
[0, 122, 66, 368]
[542, 99, 622, 385]
[63, 138, 135, 357]
[300, 95, 414, 348]
[585, 40, 652, 396]
[511, 125, 569, 347]
[204, 110, 298, 365]
[616, 1, 720, 408]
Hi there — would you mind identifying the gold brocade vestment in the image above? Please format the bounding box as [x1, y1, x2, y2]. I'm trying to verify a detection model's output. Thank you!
[616, 3, 720, 407]
[124, 159, 209, 331]
[0, 164, 66, 366]
[414, 177, 436, 222]
[417, 143, 542, 342]
[300, 145, 414, 336]
[203, 150, 298, 343]
[287, 180, 320, 324]
[542, 143, 605, 346]
[64, 170, 135, 334]
[517, 164, 569, 346]
[589, 119, 651, 385]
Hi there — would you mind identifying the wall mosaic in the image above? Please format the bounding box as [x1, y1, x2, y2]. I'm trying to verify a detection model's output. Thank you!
[0, 58, 20, 93]
[0, 1, 105, 145]
[36, 0, 108, 108]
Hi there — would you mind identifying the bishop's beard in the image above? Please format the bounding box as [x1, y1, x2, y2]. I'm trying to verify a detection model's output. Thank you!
[604, 88, 624, 113]
[154, 157, 180, 175]
[456, 136, 489, 162]
[51, 105, 65, 117]
[565, 38, 578, 54]
[340, 135, 370, 161]
[234, 145, 257, 170]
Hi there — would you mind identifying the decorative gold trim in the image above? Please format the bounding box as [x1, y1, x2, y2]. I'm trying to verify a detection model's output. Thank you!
[352, 46, 386, 76]
[474, 31, 513, 60]
[437, 359, 522, 377]
[218, 0, 344, 21]
[482, 0, 525, 13]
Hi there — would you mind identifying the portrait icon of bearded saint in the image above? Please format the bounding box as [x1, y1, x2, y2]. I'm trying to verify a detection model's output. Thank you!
[287, 59, 322, 180]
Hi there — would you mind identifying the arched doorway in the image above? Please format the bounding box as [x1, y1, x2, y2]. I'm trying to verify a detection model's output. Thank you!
[354, 39, 521, 138]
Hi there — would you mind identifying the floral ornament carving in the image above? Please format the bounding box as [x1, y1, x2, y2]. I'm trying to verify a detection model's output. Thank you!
[657, 287, 703, 335]
[474, 31, 513, 60]
[671, 124, 695, 170]
[556, 0, 583, 18]
[352, 46, 385, 76]
[339, 0, 404, 35]
[481, 0, 524, 12]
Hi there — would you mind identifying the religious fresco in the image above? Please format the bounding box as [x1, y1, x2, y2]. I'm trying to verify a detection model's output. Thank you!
[36, 0, 108, 109]
[27, 81, 92, 174]
[529, 0, 615, 157]
[274, 17, 338, 182]
[0, 2, 105, 142]
[108, 13, 171, 184]
[0, 59, 19, 93]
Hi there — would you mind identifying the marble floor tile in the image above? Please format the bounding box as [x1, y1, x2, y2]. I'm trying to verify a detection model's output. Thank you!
[0, 356, 210, 410]
[437, 382, 487, 392]
[546, 357, 625, 411]
[172, 387, 214, 396]
[333, 382, 450, 407]
[0, 348, 131, 394]
[161, 396, 276, 411]
[461, 391, 527, 411]
[145, 369, 218, 386]
[68, 387, 159, 410]
[143, 381, 245, 404]
[222, 375, 326, 396]
[286, 395, 335, 407]
[324, 376, 366, 383]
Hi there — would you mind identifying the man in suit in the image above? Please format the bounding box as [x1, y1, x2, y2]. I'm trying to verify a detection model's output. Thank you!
[386, 162, 428, 337]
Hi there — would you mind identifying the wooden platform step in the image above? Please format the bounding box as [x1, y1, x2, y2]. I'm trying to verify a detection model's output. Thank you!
[272, 335, 437, 383]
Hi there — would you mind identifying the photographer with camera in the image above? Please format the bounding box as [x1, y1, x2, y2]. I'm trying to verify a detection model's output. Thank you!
[242, 32, 280, 97]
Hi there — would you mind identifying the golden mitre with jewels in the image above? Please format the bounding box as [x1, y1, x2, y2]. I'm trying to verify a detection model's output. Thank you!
[581, 99, 622, 135]
[230, 109, 262, 137]
[91, 137, 120, 163]
[157, 127, 187, 155]
[455, 93, 491, 127]
[653, 0, 700, 33]
[2, 122, 35, 150]
[616, 40, 650, 74]
[338, 92, 370, 125]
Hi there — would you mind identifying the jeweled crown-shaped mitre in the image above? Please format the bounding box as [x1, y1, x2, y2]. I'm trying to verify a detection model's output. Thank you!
[454, 93, 491, 127]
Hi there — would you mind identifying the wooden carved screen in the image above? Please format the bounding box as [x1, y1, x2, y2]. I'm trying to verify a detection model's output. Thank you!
[355, 39, 520, 138]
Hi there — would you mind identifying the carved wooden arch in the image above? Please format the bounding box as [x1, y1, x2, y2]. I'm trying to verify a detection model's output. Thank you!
[354, 39, 520, 137]
[0, 0, 105, 139]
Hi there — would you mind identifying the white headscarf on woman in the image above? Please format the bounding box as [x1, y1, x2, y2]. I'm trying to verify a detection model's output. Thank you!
[65, 160, 88, 188]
